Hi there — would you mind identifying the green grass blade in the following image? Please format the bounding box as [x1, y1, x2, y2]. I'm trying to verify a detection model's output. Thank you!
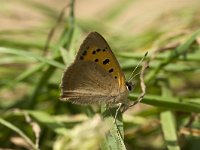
[0, 39, 44, 49]
[28, 59, 59, 108]
[101, 106, 126, 150]
[0, 118, 38, 150]
[26, 110, 68, 135]
[0, 47, 65, 69]
[28, 0, 75, 108]
[146, 29, 200, 82]
[130, 93, 200, 113]
[16, 63, 46, 82]
[160, 80, 180, 150]
[161, 112, 180, 150]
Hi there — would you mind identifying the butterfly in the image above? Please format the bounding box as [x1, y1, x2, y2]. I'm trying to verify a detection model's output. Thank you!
[60, 32, 133, 110]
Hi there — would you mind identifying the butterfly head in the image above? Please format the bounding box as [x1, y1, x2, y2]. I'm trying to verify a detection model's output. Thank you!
[126, 81, 134, 92]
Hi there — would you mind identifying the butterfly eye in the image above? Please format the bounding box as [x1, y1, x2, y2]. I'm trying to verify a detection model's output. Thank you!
[126, 81, 134, 91]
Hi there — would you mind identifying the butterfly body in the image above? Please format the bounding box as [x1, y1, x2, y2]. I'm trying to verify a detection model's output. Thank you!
[60, 32, 131, 107]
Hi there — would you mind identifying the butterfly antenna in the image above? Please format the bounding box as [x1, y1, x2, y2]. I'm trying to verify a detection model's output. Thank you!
[128, 51, 148, 82]
[129, 71, 141, 80]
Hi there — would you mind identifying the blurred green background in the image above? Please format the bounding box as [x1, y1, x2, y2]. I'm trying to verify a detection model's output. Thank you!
[0, 0, 200, 150]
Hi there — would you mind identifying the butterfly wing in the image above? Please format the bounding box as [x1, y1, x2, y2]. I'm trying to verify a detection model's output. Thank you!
[75, 32, 127, 91]
[60, 32, 128, 104]
[60, 61, 120, 104]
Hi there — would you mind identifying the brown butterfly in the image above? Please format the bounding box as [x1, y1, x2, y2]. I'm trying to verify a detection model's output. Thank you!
[60, 32, 133, 109]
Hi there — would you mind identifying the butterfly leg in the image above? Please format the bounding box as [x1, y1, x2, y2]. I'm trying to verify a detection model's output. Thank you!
[113, 103, 123, 123]
[121, 96, 144, 113]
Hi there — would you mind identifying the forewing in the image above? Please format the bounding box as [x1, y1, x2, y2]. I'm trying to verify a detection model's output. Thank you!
[75, 32, 126, 91]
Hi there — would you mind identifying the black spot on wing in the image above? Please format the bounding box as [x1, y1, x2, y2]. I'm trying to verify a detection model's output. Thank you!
[109, 68, 114, 73]
[96, 49, 101, 52]
[92, 50, 96, 54]
[103, 59, 109, 65]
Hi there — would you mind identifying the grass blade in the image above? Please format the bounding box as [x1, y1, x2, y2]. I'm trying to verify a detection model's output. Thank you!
[0, 118, 38, 150]
[0, 47, 65, 69]
[161, 111, 180, 150]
